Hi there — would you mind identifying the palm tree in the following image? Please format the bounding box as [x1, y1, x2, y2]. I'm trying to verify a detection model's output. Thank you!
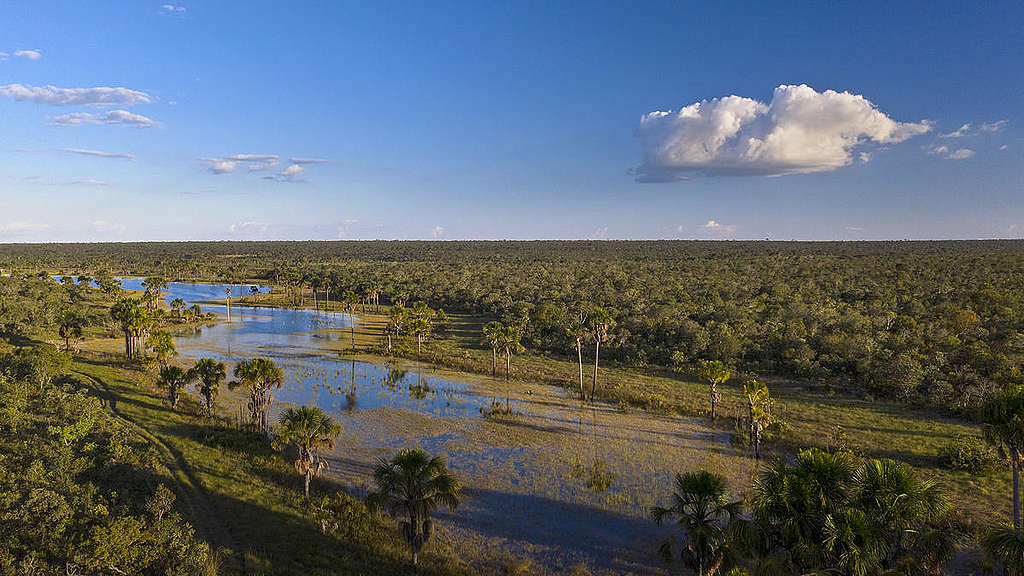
[982, 385, 1024, 535]
[750, 448, 856, 571]
[158, 365, 193, 410]
[651, 470, 741, 576]
[341, 290, 359, 349]
[231, 357, 285, 433]
[275, 406, 343, 497]
[386, 305, 408, 353]
[110, 297, 153, 360]
[141, 276, 168, 309]
[566, 311, 588, 400]
[190, 358, 226, 415]
[224, 287, 232, 322]
[499, 324, 524, 382]
[698, 360, 731, 420]
[482, 321, 503, 377]
[847, 458, 949, 570]
[742, 379, 772, 459]
[146, 330, 177, 369]
[985, 527, 1024, 576]
[57, 311, 84, 353]
[368, 448, 460, 567]
[587, 307, 614, 401]
[170, 297, 186, 319]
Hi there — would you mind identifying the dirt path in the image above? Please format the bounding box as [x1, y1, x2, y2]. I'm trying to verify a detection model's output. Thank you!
[74, 368, 238, 554]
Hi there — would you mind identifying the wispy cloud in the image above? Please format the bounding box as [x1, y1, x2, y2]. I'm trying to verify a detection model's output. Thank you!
[290, 157, 329, 164]
[0, 84, 151, 107]
[14, 49, 42, 60]
[62, 148, 135, 160]
[160, 4, 186, 14]
[845, 225, 864, 232]
[946, 148, 975, 160]
[635, 84, 930, 181]
[92, 220, 126, 233]
[50, 109, 156, 127]
[66, 179, 110, 186]
[0, 221, 50, 233]
[979, 120, 1009, 133]
[431, 225, 445, 239]
[940, 123, 971, 138]
[927, 145, 974, 160]
[939, 120, 1008, 138]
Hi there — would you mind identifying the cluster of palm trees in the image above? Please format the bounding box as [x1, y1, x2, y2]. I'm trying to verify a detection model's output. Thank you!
[650, 383, 1024, 576]
[386, 301, 444, 354]
[156, 356, 227, 413]
[564, 307, 616, 401]
[481, 321, 524, 381]
[654, 449, 952, 576]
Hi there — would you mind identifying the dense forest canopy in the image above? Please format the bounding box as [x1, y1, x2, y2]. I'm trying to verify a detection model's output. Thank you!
[3, 240, 1023, 414]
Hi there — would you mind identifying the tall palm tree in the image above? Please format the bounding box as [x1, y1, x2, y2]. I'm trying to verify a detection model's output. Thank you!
[110, 297, 153, 360]
[368, 448, 460, 567]
[982, 384, 1024, 535]
[141, 276, 168, 309]
[190, 358, 226, 416]
[698, 360, 731, 420]
[566, 311, 588, 400]
[158, 365, 194, 410]
[231, 358, 284, 434]
[499, 324, 524, 382]
[341, 290, 359, 349]
[587, 308, 614, 401]
[651, 470, 741, 576]
[275, 406, 342, 497]
[742, 379, 772, 459]
[482, 321, 503, 377]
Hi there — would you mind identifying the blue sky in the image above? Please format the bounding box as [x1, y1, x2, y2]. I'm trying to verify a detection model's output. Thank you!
[0, 1, 1021, 241]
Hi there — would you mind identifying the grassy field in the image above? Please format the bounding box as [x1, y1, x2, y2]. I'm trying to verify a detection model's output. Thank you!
[67, 338, 491, 576]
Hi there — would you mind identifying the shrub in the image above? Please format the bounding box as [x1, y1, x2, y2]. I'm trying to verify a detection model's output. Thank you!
[939, 434, 1001, 475]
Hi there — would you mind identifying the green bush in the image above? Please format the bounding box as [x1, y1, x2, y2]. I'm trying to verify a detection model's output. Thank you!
[939, 434, 1001, 475]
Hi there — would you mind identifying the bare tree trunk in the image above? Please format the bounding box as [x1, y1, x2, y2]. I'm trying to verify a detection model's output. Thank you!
[710, 383, 718, 420]
[491, 347, 497, 377]
[576, 339, 584, 400]
[505, 349, 511, 382]
[1015, 462, 1021, 535]
[591, 341, 600, 400]
[305, 470, 311, 497]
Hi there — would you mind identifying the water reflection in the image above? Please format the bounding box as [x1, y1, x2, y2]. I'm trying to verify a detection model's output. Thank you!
[120, 279, 484, 419]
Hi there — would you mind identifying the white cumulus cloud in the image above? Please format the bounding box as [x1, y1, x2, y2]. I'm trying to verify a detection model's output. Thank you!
[0, 84, 151, 107]
[160, 4, 186, 13]
[701, 220, 736, 233]
[635, 84, 931, 181]
[51, 109, 156, 127]
[947, 148, 975, 160]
